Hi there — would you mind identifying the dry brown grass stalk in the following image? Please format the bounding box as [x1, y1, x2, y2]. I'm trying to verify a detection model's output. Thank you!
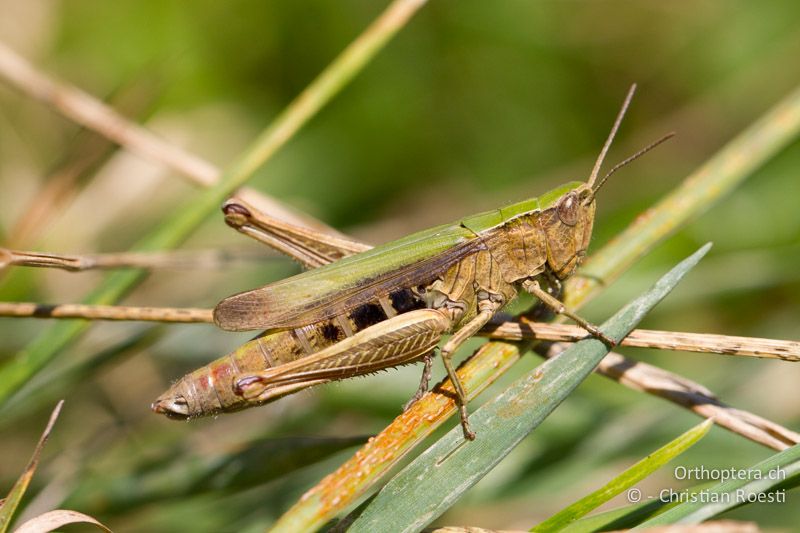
[0, 247, 270, 271]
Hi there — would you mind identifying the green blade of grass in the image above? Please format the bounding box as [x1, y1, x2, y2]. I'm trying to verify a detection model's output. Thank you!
[531, 418, 713, 532]
[0, 0, 428, 407]
[346, 244, 711, 533]
[0, 400, 63, 533]
[559, 480, 725, 532]
[636, 444, 800, 527]
[559, 500, 674, 533]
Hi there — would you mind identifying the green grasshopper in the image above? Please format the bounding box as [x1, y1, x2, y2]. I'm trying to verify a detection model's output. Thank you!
[153, 85, 671, 439]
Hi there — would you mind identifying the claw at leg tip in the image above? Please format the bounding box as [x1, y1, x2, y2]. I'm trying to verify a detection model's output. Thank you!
[601, 333, 617, 347]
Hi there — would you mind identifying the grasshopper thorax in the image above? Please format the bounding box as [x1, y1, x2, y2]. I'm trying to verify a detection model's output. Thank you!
[465, 181, 596, 286]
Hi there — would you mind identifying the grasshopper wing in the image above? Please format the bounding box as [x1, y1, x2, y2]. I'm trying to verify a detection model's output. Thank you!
[214, 222, 482, 331]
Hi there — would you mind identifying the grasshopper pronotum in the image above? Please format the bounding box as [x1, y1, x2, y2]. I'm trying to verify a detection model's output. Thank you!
[152, 84, 673, 439]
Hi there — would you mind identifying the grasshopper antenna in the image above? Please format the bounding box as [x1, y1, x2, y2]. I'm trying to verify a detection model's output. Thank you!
[587, 83, 637, 190]
[585, 132, 675, 204]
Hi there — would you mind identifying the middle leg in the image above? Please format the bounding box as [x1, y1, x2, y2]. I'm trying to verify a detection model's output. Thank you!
[439, 299, 503, 440]
[403, 352, 433, 412]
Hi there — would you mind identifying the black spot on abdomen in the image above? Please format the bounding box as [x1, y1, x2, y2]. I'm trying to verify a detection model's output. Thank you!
[321, 321, 343, 342]
[350, 303, 387, 330]
[389, 289, 425, 313]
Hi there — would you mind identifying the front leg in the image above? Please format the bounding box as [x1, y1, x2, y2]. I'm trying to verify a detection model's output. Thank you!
[543, 271, 562, 298]
[522, 279, 616, 346]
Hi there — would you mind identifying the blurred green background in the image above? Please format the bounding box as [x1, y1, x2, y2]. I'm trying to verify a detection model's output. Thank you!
[1, 1, 799, 531]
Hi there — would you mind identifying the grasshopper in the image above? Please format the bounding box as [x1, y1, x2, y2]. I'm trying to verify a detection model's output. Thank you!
[152, 85, 671, 439]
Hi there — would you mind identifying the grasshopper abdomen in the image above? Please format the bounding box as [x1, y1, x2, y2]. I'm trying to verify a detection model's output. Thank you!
[153, 288, 428, 418]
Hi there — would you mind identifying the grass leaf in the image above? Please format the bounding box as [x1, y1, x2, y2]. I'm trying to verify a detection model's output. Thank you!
[0, 401, 63, 533]
[12, 509, 110, 533]
[531, 418, 713, 532]
[559, 500, 674, 533]
[636, 443, 800, 527]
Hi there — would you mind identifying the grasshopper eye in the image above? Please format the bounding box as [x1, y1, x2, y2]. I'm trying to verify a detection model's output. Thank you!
[557, 192, 579, 226]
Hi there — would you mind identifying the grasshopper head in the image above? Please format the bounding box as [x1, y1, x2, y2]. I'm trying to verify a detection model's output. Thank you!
[542, 183, 596, 279]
